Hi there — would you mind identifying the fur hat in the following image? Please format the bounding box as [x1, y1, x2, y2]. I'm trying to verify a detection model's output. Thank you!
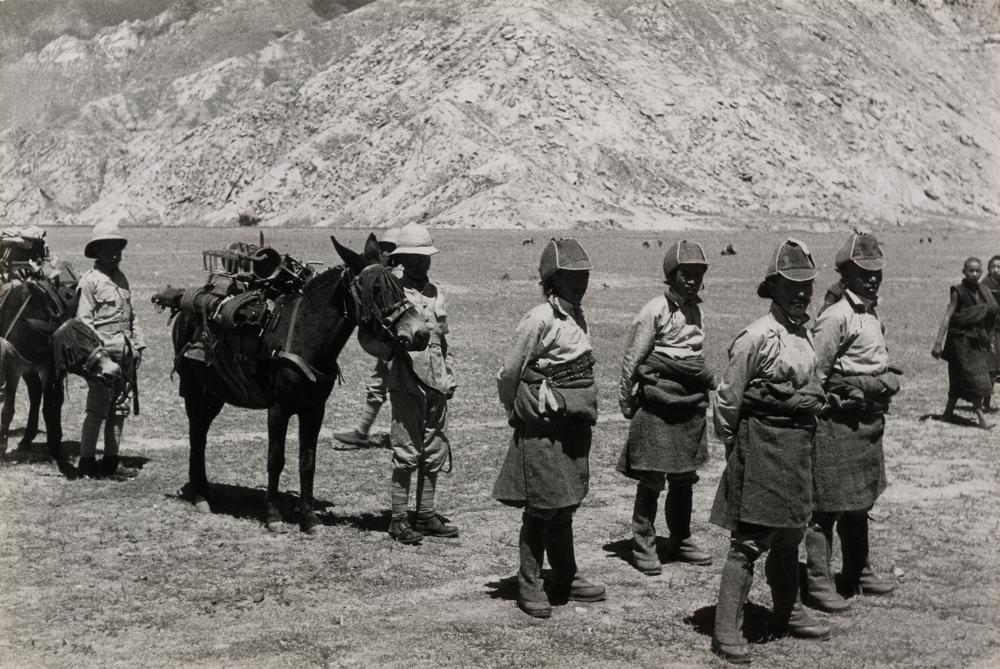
[756, 238, 817, 298]
[539, 238, 592, 281]
[662, 240, 708, 279]
[835, 232, 885, 271]
[389, 224, 438, 256]
[84, 221, 128, 259]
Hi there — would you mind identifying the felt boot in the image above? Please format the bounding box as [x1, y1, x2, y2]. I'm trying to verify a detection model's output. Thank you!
[664, 483, 712, 565]
[711, 548, 754, 664]
[76, 456, 98, 479]
[333, 401, 382, 447]
[838, 512, 894, 596]
[546, 517, 606, 604]
[517, 515, 551, 618]
[766, 547, 830, 640]
[630, 484, 662, 575]
[388, 517, 423, 545]
[803, 518, 850, 613]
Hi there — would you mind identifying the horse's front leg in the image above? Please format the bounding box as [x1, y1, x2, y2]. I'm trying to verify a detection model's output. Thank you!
[298, 402, 325, 534]
[0, 370, 21, 463]
[21, 371, 42, 448]
[40, 372, 65, 463]
[265, 403, 291, 533]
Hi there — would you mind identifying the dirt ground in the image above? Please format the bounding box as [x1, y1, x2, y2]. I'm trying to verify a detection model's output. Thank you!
[1, 227, 998, 668]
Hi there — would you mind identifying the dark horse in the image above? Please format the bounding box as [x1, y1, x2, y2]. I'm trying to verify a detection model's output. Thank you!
[170, 235, 429, 533]
[0, 279, 120, 467]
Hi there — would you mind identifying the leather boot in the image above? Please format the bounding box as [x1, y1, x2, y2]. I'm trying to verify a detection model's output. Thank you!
[630, 484, 662, 575]
[838, 512, 894, 596]
[766, 547, 830, 640]
[711, 548, 754, 664]
[517, 515, 551, 618]
[803, 518, 850, 613]
[664, 483, 712, 565]
[76, 456, 98, 479]
[545, 516, 606, 604]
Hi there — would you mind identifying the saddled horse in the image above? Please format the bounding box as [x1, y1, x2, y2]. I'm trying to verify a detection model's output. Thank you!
[0, 279, 120, 467]
[168, 234, 429, 533]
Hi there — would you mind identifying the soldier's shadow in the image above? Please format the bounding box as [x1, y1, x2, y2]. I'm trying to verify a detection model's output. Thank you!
[2, 437, 149, 479]
[685, 602, 773, 645]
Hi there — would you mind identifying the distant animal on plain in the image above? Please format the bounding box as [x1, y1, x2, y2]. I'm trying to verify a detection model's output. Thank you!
[602, 282, 610, 290]
[642, 241, 651, 248]
[521, 238, 534, 246]
[500, 272, 510, 280]
[927, 236, 932, 243]
[657, 240, 663, 247]
[721, 244, 737, 256]
[919, 238, 924, 243]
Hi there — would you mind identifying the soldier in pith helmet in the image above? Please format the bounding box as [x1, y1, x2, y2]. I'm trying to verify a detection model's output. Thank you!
[75, 221, 144, 480]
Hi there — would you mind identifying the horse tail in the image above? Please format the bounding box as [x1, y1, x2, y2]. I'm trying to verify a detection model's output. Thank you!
[51, 318, 102, 377]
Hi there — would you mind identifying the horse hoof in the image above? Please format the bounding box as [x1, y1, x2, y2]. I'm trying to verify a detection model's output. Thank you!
[266, 521, 288, 534]
[193, 496, 211, 514]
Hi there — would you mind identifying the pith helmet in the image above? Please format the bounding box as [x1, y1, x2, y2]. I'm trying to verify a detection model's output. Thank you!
[389, 223, 438, 256]
[539, 238, 592, 281]
[84, 220, 128, 259]
[756, 238, 817, 298]
[835, 232, 885, 271]
[662, 240, 708, 278]
[378, 227, 400, 251]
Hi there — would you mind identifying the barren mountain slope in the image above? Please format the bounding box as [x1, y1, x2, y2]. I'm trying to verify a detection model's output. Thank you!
[1, 0, 998, 230]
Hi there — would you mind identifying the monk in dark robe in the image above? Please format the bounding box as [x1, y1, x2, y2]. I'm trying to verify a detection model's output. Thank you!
[932, 257, 999, 429]
[981, 255, 1000, 412]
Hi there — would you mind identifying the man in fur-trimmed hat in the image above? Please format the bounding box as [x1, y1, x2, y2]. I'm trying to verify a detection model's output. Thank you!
[805, 232, 900, 615]
[617, 240, 716, 576]
[711, 239, 830, 663]
[75, 221, 144, 479]
[494, 237, 606, 618]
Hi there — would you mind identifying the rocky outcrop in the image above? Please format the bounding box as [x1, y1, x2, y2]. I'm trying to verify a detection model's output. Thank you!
[1, 0, 997, 230]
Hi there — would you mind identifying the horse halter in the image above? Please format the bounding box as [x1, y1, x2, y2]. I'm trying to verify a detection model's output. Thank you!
[82, 346, 115, 383]
[347, 264, 411, 345]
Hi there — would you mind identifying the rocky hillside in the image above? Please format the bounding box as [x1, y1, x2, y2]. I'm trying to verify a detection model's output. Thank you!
[1, 0, 998, 230]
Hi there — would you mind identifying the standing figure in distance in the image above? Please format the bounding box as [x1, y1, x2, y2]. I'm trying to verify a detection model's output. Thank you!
[381, 224, 458, 543]
[710, 239, 830, 664]
[75, 221, 144, 479]
[334, 227, 401, 447]
[980, 255, 1000, 412]
[931, 257, 998, 429]
[805, 232, 900, 614]
[617, 240, 715, 575]
[494, 238, 606, 619]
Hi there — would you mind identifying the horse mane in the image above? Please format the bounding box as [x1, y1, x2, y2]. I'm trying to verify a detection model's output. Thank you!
[51, 318, 102, 376]
[301, 265, 345, 296]
[352, 264, 404, 324]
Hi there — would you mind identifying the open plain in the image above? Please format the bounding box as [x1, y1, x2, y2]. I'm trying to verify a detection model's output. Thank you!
[0, 226, 997, 668]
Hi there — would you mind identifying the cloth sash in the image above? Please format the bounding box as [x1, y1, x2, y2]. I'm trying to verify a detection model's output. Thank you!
[635, 352, 713, 414]
[740, 380, 827, 420]
[514, 353, 598, 432]
[825, 370, 901, 416]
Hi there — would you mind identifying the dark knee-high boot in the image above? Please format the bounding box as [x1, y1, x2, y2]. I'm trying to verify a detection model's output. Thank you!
[631, 484, 662, 575]
[838, 511, 893, 596]
[665, 482, 712, 565]
[804, 515, 850, 613]
[517, 514, 551, 618]
[765, 547, 830, 640]
[546, 514, 606, 604]
[711, 548, 754, 664]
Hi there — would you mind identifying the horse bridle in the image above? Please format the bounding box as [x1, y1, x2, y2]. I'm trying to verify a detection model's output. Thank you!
[347, 266, 412, 345]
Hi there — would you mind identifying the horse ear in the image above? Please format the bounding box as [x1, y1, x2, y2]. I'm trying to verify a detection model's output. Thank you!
[362, 233, 380, 264]
[330, 236, 366, 274]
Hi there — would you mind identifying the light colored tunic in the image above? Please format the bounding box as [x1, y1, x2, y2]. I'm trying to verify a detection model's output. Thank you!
[497, 295, 591, 412]
[713, 306, 817, 447]
[812, 289, 889, 381]
[618, 289, 704, 415]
